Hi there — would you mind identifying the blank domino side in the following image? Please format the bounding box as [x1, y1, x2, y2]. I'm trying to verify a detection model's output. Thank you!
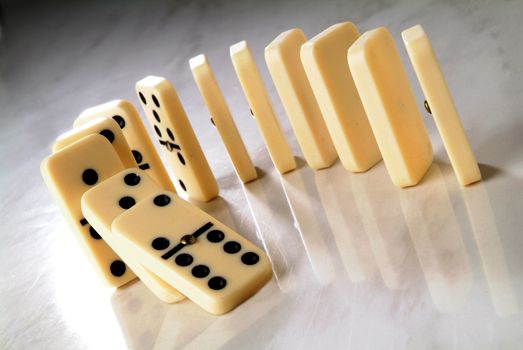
[81, 168, 185, 303]
[230, 40, 296, 175]
[53, 117, 137, 168]
[348, 27, 433, 187]
[189, 54, 258, 183]
[75, 100, 176, 191]
[136, 76, 219, 202]
[265, 28, 338, 170]
[111, 190, 273, 314]
[402, 25, 481, 186]
[41, 134, 136, 287]
[300, 22, 381, 173]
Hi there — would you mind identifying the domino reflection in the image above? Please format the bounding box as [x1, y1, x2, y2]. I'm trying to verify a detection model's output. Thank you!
[314, 161, 377, 282]
[460, 178, 519, 317]
[154, 282, 283, 349]
[279, 158, 337, 286]
[399, 163, 472, 312]
[241, 165, 304, 292]
[350, 162, 420, 290]
[110, 281, 170, 350]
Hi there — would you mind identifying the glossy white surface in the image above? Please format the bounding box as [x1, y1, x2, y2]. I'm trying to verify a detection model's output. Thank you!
[1, 0, 522, 348]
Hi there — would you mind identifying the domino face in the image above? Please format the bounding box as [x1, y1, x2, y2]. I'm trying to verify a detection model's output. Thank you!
[265, 28, 337, 170]
[81, 168, 185, 303]
[75, 100, 176, 191]
[41, 134, 136, 286]
[189, 54, 258, 183]
[111, 191, 272, 314]
[348, 27, 433, 187]
[402, 25, 481, 186]
[53, 117, 137, 169]
[300, 22, 381, 173]
[135, 76, 219, 202]
[230, 40, 296, 175]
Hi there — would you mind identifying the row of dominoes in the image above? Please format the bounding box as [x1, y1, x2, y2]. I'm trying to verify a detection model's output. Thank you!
[41, 21, 480, 315]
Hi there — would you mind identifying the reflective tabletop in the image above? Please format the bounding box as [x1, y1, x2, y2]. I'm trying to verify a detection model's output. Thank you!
[1, 0, 523, 349]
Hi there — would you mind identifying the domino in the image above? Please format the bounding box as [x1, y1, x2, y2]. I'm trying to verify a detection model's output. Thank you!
[402, 25, 481, 186]
[41, 134, 136, 287]
[81, 168, 185, 303]
[348, 27, 434, 187]
[74, 100, 176, 191]
[111, 190, 272, 314]
[300, 22, 381, 173]
[189, 54, 258, 183]
[230, 40, 296, 175]
[265, 28, 337, 170]
[53, 117, 137, 168]
[136, 76, 219, 202]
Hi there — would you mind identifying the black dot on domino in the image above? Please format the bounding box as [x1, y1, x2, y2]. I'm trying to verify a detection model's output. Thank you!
[208, 276, 227, 290]
[152, 237, 170, 250]
[224, 241, 241, 254]
[175, 253, 193, 267]
[132, 150, 143, 164]
[166, 128, 175, 141]
[112, 115, 125, 129]
[179, 180, 187, 192]
[151, 237, 171, 250]
[154, 125, 162, 137]
[124, 173, 141, 186]
[192, 265, 210, 278]
[119, 196, 136, 209]
[153, 110, 161, 123]
[110, 260, 127, 277]
[139, 92, 147, 105]
[207, 230, 224, 243]
[99, 129, 115, 143]
[177, 152, 186, 165]
[153, 194, 171, 207]
[152, 94, 160, 108]
[82, 169, 98, 185]
[241, 252, 260, 265]
[89, 226, 102, 240]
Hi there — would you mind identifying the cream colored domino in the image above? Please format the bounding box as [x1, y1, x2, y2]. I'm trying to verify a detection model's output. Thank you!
[300, 22, 381, 173]
[136, 76, 219, 202]
[402, 25, 481, 186]
[189, 54, 258, 183]
[41, 134, 136, 287]
[74, 100, 176, 191]
[81, 168, 185, 303]
[54, 117, 137, 168]
[348, 27, 434, 187]
[230, 41, 296, 175]
[265, 28, 338, 170]
[111, 190, 272, 315]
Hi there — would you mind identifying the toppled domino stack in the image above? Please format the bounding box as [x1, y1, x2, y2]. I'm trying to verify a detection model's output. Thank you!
[41, 21, 480, 315]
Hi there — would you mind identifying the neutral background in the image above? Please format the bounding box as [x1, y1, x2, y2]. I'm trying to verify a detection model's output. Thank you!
[1, 0, 522, 348]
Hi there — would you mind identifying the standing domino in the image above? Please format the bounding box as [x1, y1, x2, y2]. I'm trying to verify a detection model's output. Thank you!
[74, 100, 175, 191]
[111, 191, 273, 314]
[265, 28, 337, 170]
[402, 25, 481, 186]
[136, 76, 219, 202]
[348, 27, 433, 187]
[54, 117, 137, 168]
[189, 54, 258, 183]
[301, 22, 381, 173]
[82, 169, 185, 303]
[230, 40, 296, 175]
[41, 134, 136, 287]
